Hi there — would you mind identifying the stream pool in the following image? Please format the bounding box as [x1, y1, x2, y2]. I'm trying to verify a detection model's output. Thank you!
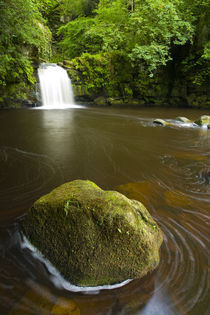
[0, 106, 209, 314]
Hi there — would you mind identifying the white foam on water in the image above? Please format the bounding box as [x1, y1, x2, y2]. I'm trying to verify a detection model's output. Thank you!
[35, 104, 85, 110]
[21, 235, 131, 294]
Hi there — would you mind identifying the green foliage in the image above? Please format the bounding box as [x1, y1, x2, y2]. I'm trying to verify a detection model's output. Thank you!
[32, 0, 62, 38]
[32, 0, 59, 14]
[71, 51, 134, 96]
[0, 82, 34, 108]
[181, 53, 210, 87]
[0, 0, 209, 107]
[58, 17, 98, 59]
[202, 41, 210, 60]
[60, 0, 99, 19]
[180, 1, 210, 87]
[0, 0, 51, 86]
[58, 0, 195, 73]
[58, 0, 209, 106]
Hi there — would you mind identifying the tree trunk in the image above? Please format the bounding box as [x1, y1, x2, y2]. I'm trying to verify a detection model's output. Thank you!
[130, 0, 135, 12]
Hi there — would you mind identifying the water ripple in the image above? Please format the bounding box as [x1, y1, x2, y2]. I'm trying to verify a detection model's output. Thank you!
[0, 146, 63, 219]
[153, 208, 209, 314]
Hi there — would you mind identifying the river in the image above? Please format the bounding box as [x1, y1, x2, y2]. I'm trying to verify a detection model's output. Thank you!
[0, 106, 209, 314]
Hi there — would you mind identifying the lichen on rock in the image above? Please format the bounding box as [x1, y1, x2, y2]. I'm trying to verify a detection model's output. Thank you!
[21, 180, 163, 287]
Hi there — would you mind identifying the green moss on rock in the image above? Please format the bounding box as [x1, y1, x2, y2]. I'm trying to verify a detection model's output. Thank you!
[194, 115, 210, 127]
[21, 180, 163, 287]
[0, 82, 36, 108]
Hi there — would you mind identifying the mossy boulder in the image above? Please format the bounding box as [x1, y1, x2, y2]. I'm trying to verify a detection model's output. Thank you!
[21, 180, 163, 287]
[107, 98, 125, 106]
[194, 115, 210, 127]
[94, 96, 107, 106]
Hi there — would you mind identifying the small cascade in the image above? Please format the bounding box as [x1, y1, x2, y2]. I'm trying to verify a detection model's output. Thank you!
[38, 63, 75, 108]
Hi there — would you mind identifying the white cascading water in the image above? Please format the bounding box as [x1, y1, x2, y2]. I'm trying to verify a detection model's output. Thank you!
[38, 63, 76, 108]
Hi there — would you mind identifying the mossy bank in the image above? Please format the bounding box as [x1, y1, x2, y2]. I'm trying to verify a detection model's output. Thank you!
[21, 180, 163, 287]
[59, 51, 209, 109]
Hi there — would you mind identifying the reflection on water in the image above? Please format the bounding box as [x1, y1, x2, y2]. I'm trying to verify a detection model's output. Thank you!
[0, 107, 209, 314]
[0, 147, 63, 222]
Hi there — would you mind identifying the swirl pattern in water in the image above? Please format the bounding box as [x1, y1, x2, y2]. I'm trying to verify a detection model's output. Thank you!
[0, 146, 63, 220]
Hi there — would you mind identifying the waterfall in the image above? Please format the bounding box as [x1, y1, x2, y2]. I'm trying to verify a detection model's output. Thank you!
[38, 63, 75, 108]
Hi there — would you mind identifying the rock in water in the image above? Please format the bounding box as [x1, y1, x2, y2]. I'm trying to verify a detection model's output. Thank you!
[194, 115, 210, 127]
[153, 119, 169, 126]
[21, 180, 163, 286]
[176, 116, 192, 123]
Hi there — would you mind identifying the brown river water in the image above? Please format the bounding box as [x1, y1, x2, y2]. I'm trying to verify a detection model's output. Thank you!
[0, 107, 209, 315]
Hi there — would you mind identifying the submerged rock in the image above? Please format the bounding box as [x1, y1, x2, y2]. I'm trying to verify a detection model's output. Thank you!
[194, 115, 210, 127]
[165, 190, 193, 208]
[21, 180, 163, 287]
[153, 119, 169, 126]
[115, 181, 156, 209]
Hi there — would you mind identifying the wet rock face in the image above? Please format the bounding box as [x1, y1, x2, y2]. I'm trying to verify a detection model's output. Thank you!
[21, 180, 163, 287]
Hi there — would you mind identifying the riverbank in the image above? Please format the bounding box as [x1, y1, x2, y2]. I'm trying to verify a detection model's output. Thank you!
[1, 82, 209, 110]
[1, 59, 209, 109]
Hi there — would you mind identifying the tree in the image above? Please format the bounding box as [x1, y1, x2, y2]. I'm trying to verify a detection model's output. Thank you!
[60, 0, 99, 20]
[0, 0, 51, 86]
[58, 0, 195, 73]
